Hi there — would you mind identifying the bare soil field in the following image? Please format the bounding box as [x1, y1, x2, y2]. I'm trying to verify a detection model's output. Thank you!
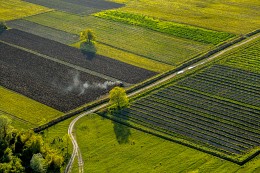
[24, 0, 124, 15]
[0, 42, 113, 112]
[0, 29, 156, 84]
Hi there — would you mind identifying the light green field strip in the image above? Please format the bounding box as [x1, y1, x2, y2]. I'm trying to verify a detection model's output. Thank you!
[24, 11, 210, 66]
[219, 37, 260, 73]
[0, 86, 62, 126]
[0, 0, 51, 21]
[71, 41, 173, 73]
[111, 0, 260, 34]
[74, 114, 260, 173]
[94, 10, 235, 45]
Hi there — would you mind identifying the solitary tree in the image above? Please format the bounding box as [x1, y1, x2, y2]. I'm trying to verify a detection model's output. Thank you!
[0, 21, 7, 33]
[109, 87, 129, 111]
[80, 29, 97, 58]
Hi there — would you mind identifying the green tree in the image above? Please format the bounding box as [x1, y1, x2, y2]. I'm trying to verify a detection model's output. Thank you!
[79, 29, 97, 57]
[0, 21, 7, 33]
[109, 87, 129, 111]
[80, 29, 96, 43]
[30, 153, 47, 173]
[0, 116, 12, 140]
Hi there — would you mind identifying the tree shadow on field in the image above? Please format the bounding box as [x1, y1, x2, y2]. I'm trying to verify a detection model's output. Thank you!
[80, 42, 97, 60]
[112, 110, 131, 144]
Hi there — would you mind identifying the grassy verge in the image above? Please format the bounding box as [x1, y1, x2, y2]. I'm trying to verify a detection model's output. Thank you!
[24, 11, 210, 66]
[0, 0, 51, 21]
[74, 113, 260, 172]
[94, 10, 235, 45]
[110, 0, 260, 34]
[0, 86, 62, 126]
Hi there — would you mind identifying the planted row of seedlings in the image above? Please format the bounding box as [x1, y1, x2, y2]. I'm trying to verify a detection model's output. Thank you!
[145, 95, 260, 143]
[178, 75, 260, 107]
[113, 83, 260, 157]
[119, 104, 245, 154]
[160, 87, 260, 127]
[202, 65, 260, 86]
[132, 100, 256, 147]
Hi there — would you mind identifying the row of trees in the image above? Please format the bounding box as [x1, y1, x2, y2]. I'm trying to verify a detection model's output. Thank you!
[0, 116, 64, 172]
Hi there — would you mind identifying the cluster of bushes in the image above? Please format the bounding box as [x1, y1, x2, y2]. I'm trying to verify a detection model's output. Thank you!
[0, 116, 64, 172]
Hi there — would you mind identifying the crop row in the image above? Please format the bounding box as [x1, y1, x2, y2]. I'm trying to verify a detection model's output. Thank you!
[117, 106, 247, 154]
[220, 39, 260, 73]
[203, 65, 260, 86]
[144, 95, 260, 142]
[159, 88, 260, 125]
[178, 76, 260, 107]
[132, 101, 258, 151]
[153, 90, 260, 131]
[94, 10, 235, 45]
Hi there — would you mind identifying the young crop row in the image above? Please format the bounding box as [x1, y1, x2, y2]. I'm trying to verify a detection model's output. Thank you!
[112, 82, 260, 157]
[220, 39, 260, 73]
[161, 87, 260, 125]
[94, 10, 235, 45]
[203, 65, 260, 86]
[178, 75, 260, 107]
[145, 95, 260, 143]
[120, 105, 247, 154]
[154, 90, 260, 131]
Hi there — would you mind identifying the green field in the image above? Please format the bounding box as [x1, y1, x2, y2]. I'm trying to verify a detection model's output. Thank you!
[219, 38, 260, 73]
[73, 114, 260, 172]
[24, 11, 210, 66]
[0, 0, 51, 21]
[0, 86, 63, 126]
[94, 10, 234, 45]
[111, 0, 260, 34]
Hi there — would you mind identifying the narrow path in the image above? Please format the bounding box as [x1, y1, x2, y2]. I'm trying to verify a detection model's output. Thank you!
[65, 34, 260, 173]
[0, 40, 131, 86]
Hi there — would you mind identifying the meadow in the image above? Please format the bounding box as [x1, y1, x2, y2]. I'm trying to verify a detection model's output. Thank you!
[0, 0, 50, 21]
[24, 11, 210, 66]
[94, 10, 235, 45]
[110, 0, 260, 34]
[73, 114, 260, 172]
[0, 86, 62, 127]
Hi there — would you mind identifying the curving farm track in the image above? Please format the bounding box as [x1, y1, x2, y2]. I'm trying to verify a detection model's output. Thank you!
[65, 33, 260, 173]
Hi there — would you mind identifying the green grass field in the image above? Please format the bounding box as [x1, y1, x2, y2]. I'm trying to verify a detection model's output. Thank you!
[73, 114, 260, 172]
[219, 38, 260, 73]
[0, 86, 62, 126]
[0, 0, 51, 21]
[24, 11, 210, 66]
[111, 0, 260, 34]
[94, 10, 235, 45]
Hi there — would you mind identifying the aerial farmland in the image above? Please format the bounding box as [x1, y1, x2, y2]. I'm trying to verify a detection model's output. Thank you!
[0, 0, 259, 172]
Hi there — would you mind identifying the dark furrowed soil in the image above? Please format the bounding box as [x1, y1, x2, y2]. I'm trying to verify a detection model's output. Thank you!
[24, 0, 124, 15]
[0, 29, 157, 84]
[0, 42, 114, 112]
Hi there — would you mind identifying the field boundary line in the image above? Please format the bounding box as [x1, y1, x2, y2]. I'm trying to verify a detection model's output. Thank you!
[0, 110, 36, 126]
[0, 40, 131, 86]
